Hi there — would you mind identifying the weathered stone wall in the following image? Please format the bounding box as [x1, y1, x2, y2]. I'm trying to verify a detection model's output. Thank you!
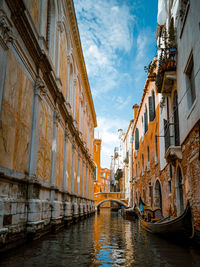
[0, 0, 96, 252]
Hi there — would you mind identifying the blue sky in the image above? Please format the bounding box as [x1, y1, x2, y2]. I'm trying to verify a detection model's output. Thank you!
[74, 0, 158, 168]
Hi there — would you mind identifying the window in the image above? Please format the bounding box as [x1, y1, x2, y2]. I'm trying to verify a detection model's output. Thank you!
[168, 180, 172, 194]
[138, 162, 140, 177]
[135, 128, 139, 150]
[46, 0, 56, 60]
[173, 91, 180, 146]
[149, 90, 156, 121]
[136, 164, 137, 177]
[185, 54, 196, 109]
[155, 135, 158, 162]
[142, 154, 144, 175]
[144, 105, 148, 134]
[147, 146, 150, 168]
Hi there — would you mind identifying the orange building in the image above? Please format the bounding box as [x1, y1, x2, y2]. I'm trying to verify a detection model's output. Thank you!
[94, 139, 111, 194]
[132, 59, 161, 210]
[94, 139, 102, 193]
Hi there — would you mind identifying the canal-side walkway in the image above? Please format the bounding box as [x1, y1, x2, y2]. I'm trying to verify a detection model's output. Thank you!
[1, 209, 200, 267]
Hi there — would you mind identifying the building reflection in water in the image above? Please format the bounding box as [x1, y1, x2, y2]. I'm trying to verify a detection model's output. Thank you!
[92, 208, 134, 266]
[1, 208, 200, 267]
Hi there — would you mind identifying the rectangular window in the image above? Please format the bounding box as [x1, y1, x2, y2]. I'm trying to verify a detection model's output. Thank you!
[185, 54, 196, 109]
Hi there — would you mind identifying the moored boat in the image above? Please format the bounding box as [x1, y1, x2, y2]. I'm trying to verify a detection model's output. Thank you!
[137, 198, 194, 238]
[121, 207, 138, 220]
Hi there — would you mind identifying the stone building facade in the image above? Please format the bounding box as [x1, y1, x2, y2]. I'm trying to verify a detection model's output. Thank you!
[130, 0, 200, 241]
[0, 0, 97, 251]
[156, 0, 200, 239]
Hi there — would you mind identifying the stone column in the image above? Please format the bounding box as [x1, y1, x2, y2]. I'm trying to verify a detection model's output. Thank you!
[71, 143, 75, 194]
[77, 153, 80, 195]
[26, 78, 46, 236]
[63, 127, 68, 191]
[82, 159, 85, 197]
[66, 55, 70, 104]
[50, 107, 62, 229]
[29, 78, 45, 177]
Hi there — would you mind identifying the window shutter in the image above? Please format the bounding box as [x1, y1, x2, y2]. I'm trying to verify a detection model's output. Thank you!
[173, 92, 180, 146]
[135, 128, 139, 150]
[144, 110, 148, 133]
[152, 91, 156, 120]
[148, 96, 153, 121]
[164, 119, 170, 152]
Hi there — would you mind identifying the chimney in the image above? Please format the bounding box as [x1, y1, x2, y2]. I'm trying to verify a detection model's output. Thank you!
[132, 104, 139, 121]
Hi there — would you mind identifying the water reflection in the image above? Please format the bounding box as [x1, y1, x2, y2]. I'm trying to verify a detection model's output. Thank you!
[1, 209, 200, 267]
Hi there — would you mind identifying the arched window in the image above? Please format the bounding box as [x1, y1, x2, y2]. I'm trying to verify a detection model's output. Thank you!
[155, 180, 162, 209]
[46, 0, 56, 60]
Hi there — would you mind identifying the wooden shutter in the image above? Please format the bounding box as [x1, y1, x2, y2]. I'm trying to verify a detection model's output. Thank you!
[144, 109, 148, 133]
[135, 128, 139, 150]
[148, 96, 153, 121]
[164, 119, 170, 152]
[152, 91, 156, 120]
[173, 92, 180, 146]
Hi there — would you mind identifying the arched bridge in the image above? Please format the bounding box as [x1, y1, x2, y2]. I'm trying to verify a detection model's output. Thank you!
[94, 192, 128, 210]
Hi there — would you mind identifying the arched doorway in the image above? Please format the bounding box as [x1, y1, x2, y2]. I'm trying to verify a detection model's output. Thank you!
[154, 180, 162, 209]
[176, 166, 184, 215]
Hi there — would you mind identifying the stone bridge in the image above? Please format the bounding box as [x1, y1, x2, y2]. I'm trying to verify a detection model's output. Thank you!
[94, 192, 128, 210]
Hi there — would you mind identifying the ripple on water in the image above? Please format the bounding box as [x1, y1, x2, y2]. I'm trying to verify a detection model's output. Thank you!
[1, 209, 200, 267]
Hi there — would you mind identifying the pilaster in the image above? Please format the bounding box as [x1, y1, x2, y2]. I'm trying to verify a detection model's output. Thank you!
[29, 78, 46, 177]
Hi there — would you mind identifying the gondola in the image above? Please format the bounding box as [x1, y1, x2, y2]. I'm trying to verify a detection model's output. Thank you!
[121, 207, 138, 220]
[137, 198, 194, 238]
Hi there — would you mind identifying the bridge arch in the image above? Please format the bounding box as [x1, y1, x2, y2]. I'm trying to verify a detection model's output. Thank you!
[96, 199, 128, 210]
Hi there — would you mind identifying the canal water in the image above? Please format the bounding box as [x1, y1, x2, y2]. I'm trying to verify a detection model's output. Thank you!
[1, 209, 200, 267]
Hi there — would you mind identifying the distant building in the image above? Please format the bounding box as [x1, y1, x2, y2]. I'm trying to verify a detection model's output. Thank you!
[110, 130, 125, 193]
[100, 168, 111, 192]
[123, 119, 134, 206]
[93, 139, 111, 194]
[93, 139, 102, 193]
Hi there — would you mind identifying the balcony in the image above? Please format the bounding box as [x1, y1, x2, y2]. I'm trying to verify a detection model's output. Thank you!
[164, 121, 182, 164]
[156, 50, 176, 95]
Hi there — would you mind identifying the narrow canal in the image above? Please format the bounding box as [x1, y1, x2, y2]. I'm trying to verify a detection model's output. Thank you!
[1, 209, 200, 267]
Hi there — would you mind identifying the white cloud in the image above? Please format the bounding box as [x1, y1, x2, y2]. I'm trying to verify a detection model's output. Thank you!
[74, 0, 135, 96]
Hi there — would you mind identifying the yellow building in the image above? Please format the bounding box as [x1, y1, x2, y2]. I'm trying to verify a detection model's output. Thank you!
[0, 0, 96, 250]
